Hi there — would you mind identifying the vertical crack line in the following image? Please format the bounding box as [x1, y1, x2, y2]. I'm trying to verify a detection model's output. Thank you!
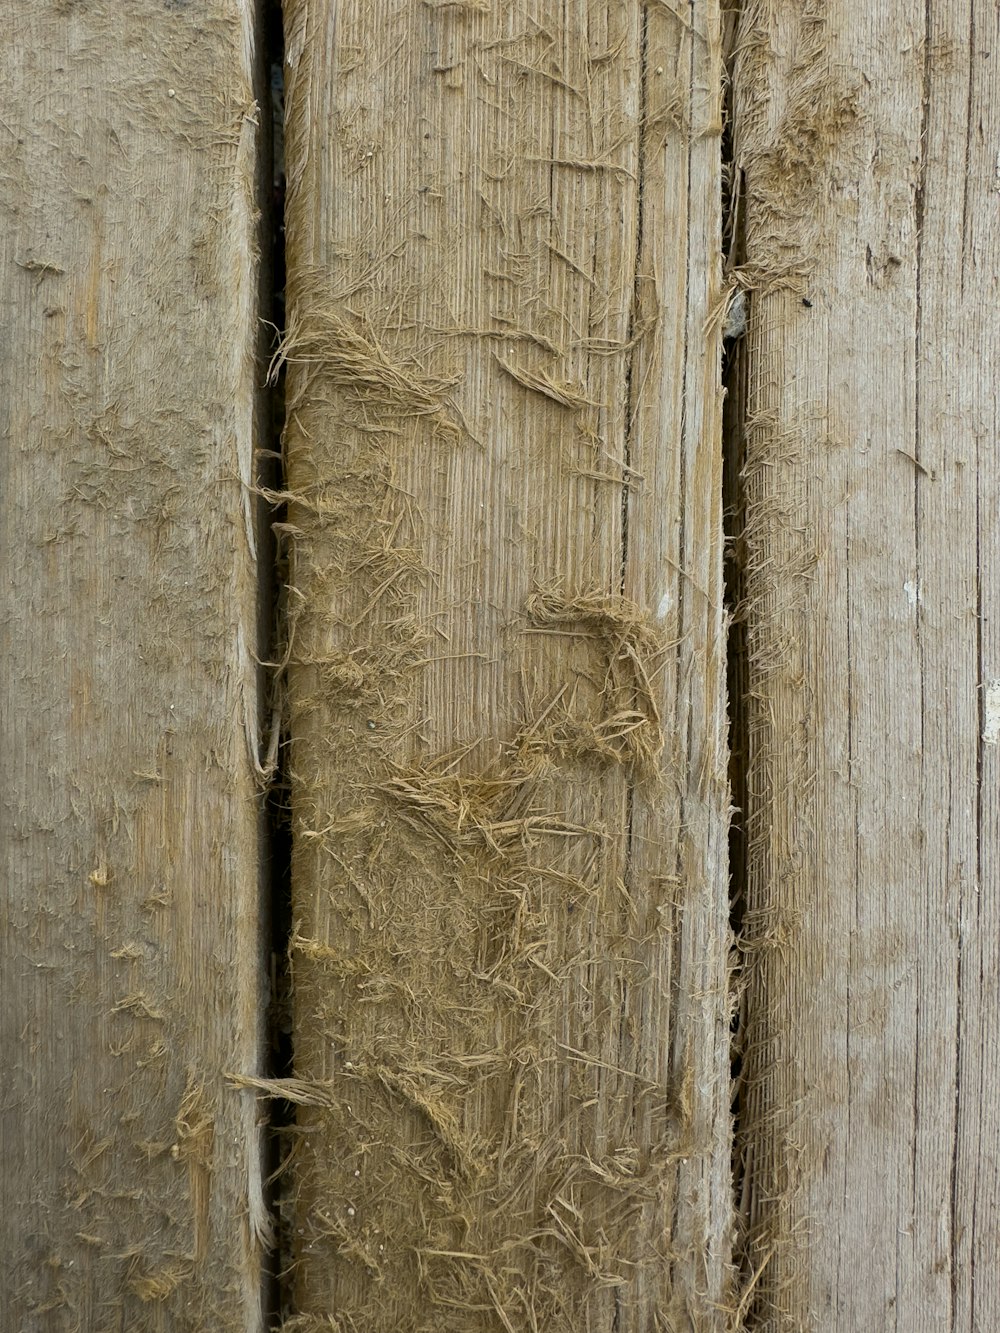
[621, 4, 649, 602]
[614, 24, 649, 1313]
[719, 0, 756, 1322]
[258, 0, 293, 1325]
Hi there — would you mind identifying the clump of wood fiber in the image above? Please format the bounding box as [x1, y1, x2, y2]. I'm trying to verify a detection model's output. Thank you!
[518, 587, 666, 781]
[274, 307, 462, 442]
[733, 0, 859, 288]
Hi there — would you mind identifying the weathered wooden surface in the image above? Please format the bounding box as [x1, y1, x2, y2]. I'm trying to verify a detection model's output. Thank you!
[0, 4, 268, 1328]
[734, 2, 1000, 1327]
[279, 0, 732, 1328]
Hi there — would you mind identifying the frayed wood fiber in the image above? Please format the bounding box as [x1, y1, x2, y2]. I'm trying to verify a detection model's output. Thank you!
[0, 1, 270, 1328]
[279, 0, 732, 1329]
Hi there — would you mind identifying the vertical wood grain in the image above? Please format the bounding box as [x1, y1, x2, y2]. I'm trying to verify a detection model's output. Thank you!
[735, 3, 1000, 1327]
[279, 0, 731, 1327]
[0, 3, 268, 1327]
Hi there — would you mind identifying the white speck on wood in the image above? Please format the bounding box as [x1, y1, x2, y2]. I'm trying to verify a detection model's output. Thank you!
[983, 681, 1000, 744]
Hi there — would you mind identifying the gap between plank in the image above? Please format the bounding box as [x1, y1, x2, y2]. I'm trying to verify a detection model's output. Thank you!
[259, 0, 295, 1324]
[720, 2, 757, 1322]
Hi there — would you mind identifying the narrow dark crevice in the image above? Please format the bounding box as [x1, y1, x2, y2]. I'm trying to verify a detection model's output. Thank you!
[258, 0, 294, 1326]
[723, 277, 753, 1318]
[720, 3, 755, 1320]
[620, 4, 649, 601]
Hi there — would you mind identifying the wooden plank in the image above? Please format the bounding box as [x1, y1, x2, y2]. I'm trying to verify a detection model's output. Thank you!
[0, 4, 268, 1327]
[734, 2, 1000, 1326]
[279, 1, 732, 1327]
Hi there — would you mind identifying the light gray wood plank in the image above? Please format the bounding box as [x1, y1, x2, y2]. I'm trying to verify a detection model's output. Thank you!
[0, 4, 268, 1327]
[735, 3, 1000, 1326]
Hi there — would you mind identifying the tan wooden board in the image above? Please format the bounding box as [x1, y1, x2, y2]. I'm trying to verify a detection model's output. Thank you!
[278, 1, 732, 1328]
[734, 1, 1000, 1326]
[0, 3, 268, 1327]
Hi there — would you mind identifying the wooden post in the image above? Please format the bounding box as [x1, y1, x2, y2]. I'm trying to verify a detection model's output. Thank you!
[0, 4, 268, 1326]
[734, 1, 1000, 1325]
[279, 0, 733, 1327]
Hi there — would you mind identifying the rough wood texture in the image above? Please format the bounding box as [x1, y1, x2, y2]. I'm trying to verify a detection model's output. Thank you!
[734, 3, 1000, 1326]
[278, 0, 732, 1328]
[0, 4, 268, 1327]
